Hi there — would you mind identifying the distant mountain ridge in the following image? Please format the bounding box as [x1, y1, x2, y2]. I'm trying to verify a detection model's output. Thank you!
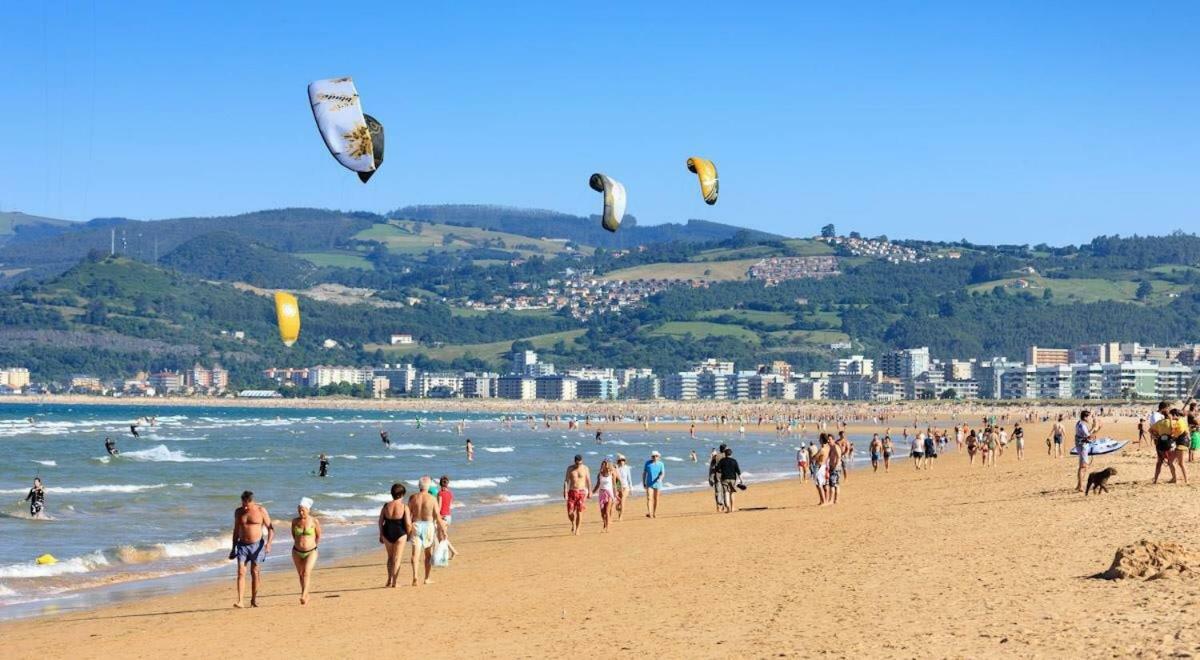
[391, 204, 784, 247]
[0, 211, 74, 247]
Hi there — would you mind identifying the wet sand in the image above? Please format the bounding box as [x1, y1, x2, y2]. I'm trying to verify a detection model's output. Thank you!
[4, 416, 1200, 658]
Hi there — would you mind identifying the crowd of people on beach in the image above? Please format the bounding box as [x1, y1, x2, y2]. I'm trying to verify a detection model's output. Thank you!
[10, 396, 1198, 611]
[226, 473, 459, 608]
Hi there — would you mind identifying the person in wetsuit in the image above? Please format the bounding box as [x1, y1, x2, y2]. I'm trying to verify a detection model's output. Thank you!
[317, 454, 329, 478]
[105, 437, 119, 456]
[129, 423, 140, 438]
[380, 429, 391, 448]
[26, 477, 46, 519]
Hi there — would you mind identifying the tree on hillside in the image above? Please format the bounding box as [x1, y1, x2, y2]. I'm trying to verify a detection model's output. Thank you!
[820, 224, 836, 238]
[1136, 280, 1153, 300]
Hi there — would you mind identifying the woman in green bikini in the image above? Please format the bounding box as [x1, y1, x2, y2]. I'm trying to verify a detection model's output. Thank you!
[291, 497, 322, 605]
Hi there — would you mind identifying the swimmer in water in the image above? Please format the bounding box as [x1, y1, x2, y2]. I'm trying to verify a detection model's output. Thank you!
[317, 454, 330, 477]
[129, 423, 140, 438]
[595, 430, 603, 445]
[465, 439, 474, 462]
[105, 436, 119, 456]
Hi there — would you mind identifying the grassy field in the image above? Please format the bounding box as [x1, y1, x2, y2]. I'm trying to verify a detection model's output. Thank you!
[781, 239, 837, 256]
[368, 329, 586, 362]
[769, 329, 852, 346]
[601, 258, 759, 282]
[296, 251, 374, 270]
[356, 220, 590, 258]
[696, 309, 795, 328]
[969, 273, 1188, 304]
[646, 321, 761, 343]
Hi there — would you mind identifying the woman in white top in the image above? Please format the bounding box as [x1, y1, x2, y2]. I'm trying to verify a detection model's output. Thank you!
[614, 455, 633, 522]
[593, 459, 618, 532]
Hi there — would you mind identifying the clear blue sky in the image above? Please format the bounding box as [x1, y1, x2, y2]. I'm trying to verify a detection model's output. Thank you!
[1, 1, 1197, 244]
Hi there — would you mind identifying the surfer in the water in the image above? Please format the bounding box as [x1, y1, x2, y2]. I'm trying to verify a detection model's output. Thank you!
[25, 477, 46, 519]
[104, 437, 119, 456]
[380, 429, 391, 448]
[318, 453, 329, 477]
[129, 423, 140, 438]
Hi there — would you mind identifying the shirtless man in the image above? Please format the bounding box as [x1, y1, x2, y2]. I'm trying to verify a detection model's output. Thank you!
[408, 477, 444, 585]
[563, 455, 592, 535]
[230, 490, 274, 608]
[1052, 415, 1066, 458]
[869, 434, 882, 473]
[827, 436, 843, 504]
[813, 435, 830, 506]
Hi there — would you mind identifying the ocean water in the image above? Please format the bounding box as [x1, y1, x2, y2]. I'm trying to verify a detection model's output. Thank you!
[0, 403, 861, 619]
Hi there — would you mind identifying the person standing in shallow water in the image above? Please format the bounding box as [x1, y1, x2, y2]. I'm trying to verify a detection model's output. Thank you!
[25, 477, 45, 519]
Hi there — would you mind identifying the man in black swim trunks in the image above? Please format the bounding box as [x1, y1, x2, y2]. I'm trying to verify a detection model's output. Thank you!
[104, 437, 118, 456]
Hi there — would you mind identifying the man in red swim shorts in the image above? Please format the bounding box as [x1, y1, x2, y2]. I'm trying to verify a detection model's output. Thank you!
[562, 454, 591, 536]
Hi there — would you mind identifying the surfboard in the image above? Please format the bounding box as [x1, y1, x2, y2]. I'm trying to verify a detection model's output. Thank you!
[1071, 438, 1127, 456]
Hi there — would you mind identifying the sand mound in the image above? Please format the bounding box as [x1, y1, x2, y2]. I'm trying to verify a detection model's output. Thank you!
[1101, 540, 1200, 580]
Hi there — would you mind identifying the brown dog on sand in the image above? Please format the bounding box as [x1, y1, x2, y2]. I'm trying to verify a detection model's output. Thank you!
[1085, 467, 1116, 496]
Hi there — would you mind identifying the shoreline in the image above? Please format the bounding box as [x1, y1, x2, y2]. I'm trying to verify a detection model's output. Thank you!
[5, 415, 1200, 658]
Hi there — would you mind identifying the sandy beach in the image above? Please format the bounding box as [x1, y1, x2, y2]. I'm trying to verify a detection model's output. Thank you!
[4, 415, 1199, 658]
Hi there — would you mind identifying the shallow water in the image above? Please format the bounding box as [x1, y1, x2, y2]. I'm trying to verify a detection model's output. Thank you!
[0, 403, 857, 619]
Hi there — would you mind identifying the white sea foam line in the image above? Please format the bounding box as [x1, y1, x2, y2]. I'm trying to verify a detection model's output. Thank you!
[482, 446, 515, 453]
[0, 483, 170, 495]
[405, 476, 510, 489]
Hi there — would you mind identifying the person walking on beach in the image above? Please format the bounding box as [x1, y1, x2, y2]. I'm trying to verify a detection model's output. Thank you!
[882, 435, 893, 472]
[826, 436, 843, 504]
[593, 459, 617, 532]
[408, 477, 443, 585]
[709, 444, 728, 512]
[1075, 411, 1101, 492]
[869, 434, 882, 473]
[812, 435, 830, 506]
[911, 433, 923, 470]
[1052, 416, 1066, 458]
[290, 497, 321, 605]
[716, 448, 742, 513]
[25, 477, 45, 519]
[1137, 418, 1147, 453]
[923, 429, 937, 470]
[1013, 423, 1026, 460]
[230, 490, 274, 608]
[378, 483, 410, 588]
[438, 475, 454, 525]
[563, 455, 591, 535]
[643, 450, 665, 518]
[796, 444, 809, 483]
[614, 454, 633, 521]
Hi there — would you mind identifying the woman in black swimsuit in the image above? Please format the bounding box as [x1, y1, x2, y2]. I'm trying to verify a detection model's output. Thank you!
[377, 483, 410, 588]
